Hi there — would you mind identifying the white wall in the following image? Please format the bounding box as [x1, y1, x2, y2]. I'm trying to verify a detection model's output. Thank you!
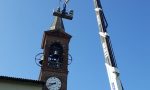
[0, 80, 43, 90]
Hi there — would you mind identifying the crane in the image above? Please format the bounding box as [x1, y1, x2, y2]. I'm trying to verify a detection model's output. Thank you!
[93, 0, 124, 90]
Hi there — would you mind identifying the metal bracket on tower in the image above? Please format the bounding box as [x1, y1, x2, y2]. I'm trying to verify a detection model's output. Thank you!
[53, 0, 74, 20]
[35, 53, 44, 67]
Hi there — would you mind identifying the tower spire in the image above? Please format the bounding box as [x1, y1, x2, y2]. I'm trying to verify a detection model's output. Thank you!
[50, 16, 65, 31]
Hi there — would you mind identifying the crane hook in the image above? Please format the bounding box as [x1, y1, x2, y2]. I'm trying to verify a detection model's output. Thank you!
[65, 0, 69, 4]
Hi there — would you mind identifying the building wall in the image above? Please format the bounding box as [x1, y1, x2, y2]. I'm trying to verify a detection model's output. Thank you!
[0, 80, 42, 90]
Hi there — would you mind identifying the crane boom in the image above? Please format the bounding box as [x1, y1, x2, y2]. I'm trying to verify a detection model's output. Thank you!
[93, 0, 124, 90]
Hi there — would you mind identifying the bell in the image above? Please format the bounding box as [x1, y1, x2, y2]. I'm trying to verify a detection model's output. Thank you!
[53, 55, 59, 60]
[39, 60, 43, 65]
[54, 50, 58, 55]
[48, 50, 59, 61]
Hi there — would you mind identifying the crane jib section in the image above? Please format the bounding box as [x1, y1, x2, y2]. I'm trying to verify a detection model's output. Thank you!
[93, 0, 124, 90]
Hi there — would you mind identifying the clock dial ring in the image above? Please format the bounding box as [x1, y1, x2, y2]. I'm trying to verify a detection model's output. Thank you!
[46, 77, 61, 90]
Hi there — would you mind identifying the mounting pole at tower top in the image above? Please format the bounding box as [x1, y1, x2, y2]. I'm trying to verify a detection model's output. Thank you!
[93, 0, 124, 90]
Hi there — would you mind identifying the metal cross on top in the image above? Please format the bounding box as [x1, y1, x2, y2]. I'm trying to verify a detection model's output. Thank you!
[53, 0, 73, 20]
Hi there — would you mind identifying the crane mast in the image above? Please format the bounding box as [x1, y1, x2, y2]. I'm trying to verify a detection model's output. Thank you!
[93, 0, 124, 90]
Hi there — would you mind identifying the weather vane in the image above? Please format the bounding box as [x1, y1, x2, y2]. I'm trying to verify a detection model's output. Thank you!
[53, 0, 74, 20]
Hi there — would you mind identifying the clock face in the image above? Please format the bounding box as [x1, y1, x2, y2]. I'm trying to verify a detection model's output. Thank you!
[46, 77, 61, 90]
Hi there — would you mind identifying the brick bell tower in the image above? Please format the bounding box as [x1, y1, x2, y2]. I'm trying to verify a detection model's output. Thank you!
[38, 16, 72, 90]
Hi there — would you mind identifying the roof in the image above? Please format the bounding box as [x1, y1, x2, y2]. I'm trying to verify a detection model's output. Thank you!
[50, 16, 65, 31]
[0, 76, 45, 85]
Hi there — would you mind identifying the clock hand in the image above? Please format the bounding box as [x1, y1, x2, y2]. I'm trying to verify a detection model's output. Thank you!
[49, 82, 56, 86]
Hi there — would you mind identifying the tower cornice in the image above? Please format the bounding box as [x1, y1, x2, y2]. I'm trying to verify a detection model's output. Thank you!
[41, 30, 72, 49]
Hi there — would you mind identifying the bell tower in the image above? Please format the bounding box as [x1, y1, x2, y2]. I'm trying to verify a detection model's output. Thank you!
[38, 16, 72, 90]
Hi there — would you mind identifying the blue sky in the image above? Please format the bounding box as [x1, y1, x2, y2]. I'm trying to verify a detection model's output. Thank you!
[0, 0, 150, 90]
